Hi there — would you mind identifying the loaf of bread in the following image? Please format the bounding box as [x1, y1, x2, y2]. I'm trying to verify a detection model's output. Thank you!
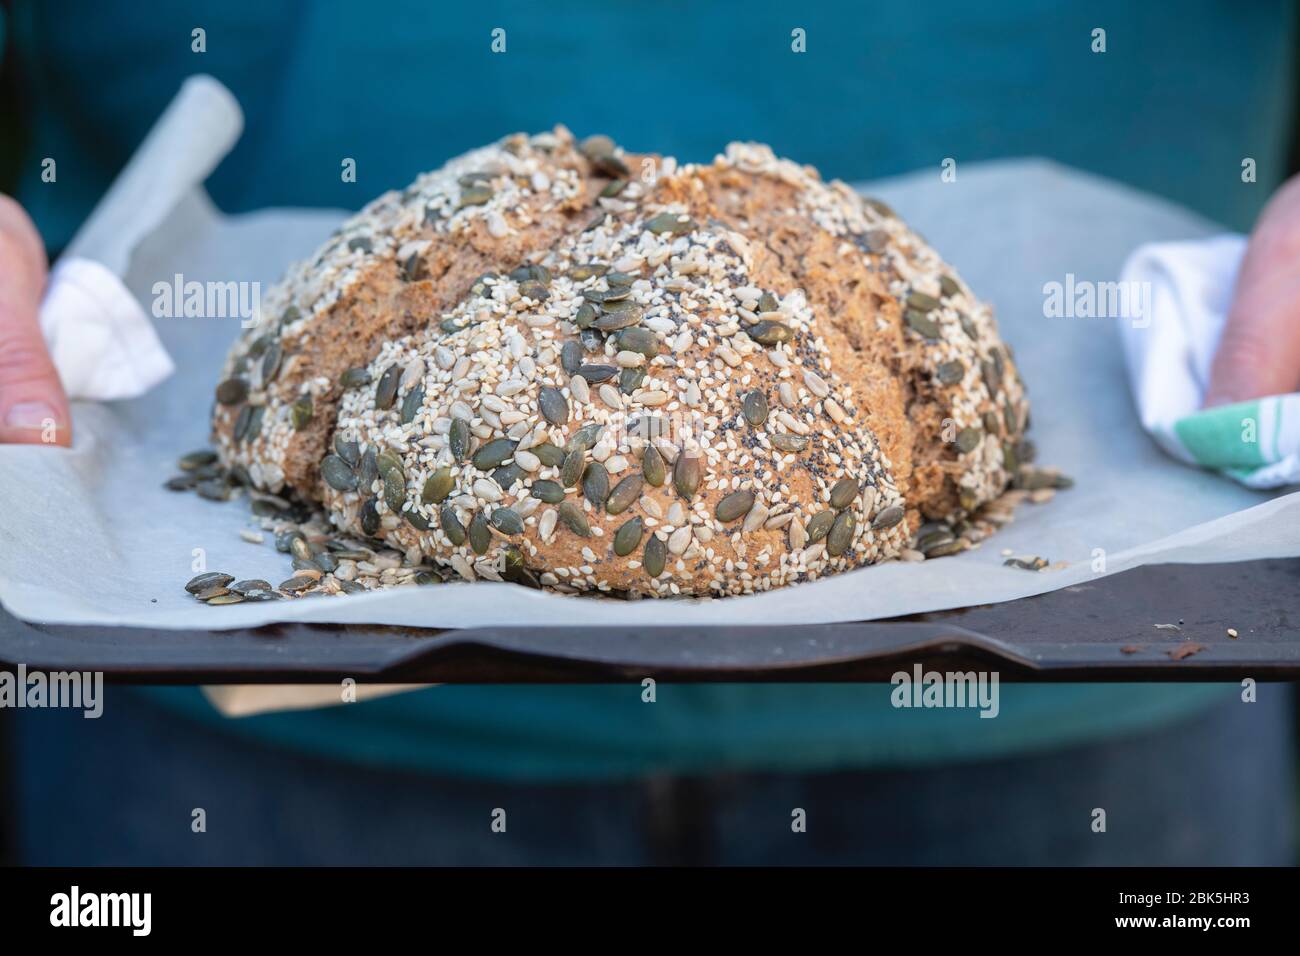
[210, 128, 1030, 597]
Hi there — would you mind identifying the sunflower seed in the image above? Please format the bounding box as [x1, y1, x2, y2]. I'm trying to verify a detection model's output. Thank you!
[715, 489, 755, 523]
[321, 454, 358, 491]
[827, 511, 856, 557]
[185, 571, 233, 594]
[742, 389, 768, 427]
[667, 525, 692, 555]
[216, 378, 248, 405]
[606, 474, 643, 515]
[824, 478, 858, 510]
[583, 461, 610, 507]
[871, 504, 905, 530]
[374, 365, 401, 409]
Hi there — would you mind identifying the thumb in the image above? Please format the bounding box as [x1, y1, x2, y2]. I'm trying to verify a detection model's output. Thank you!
[1203, 273, 1300, 408]
[0, 197, 71, 445]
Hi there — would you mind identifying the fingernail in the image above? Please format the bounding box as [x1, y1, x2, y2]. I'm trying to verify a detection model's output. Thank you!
[4, 401, 60, 430]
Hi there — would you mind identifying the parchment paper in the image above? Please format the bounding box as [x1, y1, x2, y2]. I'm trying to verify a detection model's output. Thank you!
[2, 92, 1297, 630]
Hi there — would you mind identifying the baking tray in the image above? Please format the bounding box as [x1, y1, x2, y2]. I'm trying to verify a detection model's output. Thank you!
[1, 559, 1297, 682]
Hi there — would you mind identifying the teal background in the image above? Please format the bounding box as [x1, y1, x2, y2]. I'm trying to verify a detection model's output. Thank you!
[1, 1, 1292, 780]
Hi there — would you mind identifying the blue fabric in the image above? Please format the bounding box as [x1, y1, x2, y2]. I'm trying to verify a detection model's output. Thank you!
[2, 1, 1293, 780]
[13, 684, 1294, 864]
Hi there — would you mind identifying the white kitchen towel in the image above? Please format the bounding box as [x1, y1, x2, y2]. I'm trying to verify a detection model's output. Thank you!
[1118, 234, 1300, 488]
[38, 257, 174, 401]
[37, 74, 243, 402]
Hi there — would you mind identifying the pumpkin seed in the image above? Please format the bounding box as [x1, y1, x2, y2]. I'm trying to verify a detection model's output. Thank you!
[440, 504, 466, 545]
[321, 454, 358, 491]
[533, 442, 565, 467]
[383, 467, 407, 512]
[275, 530, 303, 553]
[615, 326, 659, 357]
[292, 556, 321, 573]
[165, 475, 197, 492]
[196, 585, 230, 600]
[583, 461, 610, 507]
[939, 274, 961, 298]
[673, 451, 702, 499]
[907, 291, 940, 313]
[493, 462, 524, 490]
[232, 405, 252, 442]
[185, 571, 233, 594]
[374, 364, 401, 409]
[291, 395, 313, 430]
[422, 467, 454, 504]
[195, 478, 231, 501]
[926, 540, 967, 558]
[449, 418, 470, 461]
[577, 364, 618, 384]
[600, 178, 628, 198]
[561, 340, 583, 375]
[645, 212, 695, 235]
[983, 411, 1001, 435]
[314, 553, 339, 573]
[347, 235, 372, 253]
[539, 386, 569, 426]
[613, 517, 644, 556]
[569, 262, 608, 281]
[339, 366, 371, 388]
[490, 507, 524, 535]
[1002, 443, 1019, 471]
[716, 489, 755, 523]
[400, 384, 425, 424]
[458, 185, 493, 208]
[289, 535, 313, 562]
[827, 511, 856, 557]
[206, 592, 247, 605]
[244, 406, 265, 442]
[261, 342, 283, 382]
[863, 197, 896, 218]
[473, 438, 517, 471]
[520, 279, 550, 302]
[280, 576, 317, 593]
[579, 328, 603, 351]
[955, 427, 981, 454]
[230, 579, 272, 596]
[771, 433, 810, 453]
[742, 389, 768, 427]
[560, 448, 586, 488]
[178, 449, 218, 471]
[749, 320, 793, 345]
[871, 504, 905, 530]
[643, 534, 667, 577]
[936, 360, 965, 385]
[401, 250, 428, 282]
[758, 292, 780, 313]
[642, 445, 666, 486]
[606, 474, 643, 515]
[468, 512, 491, 554]
[558, 500, 592, 537]
[959, 314, 979, 340]
[216, 378, 248, 405]
[566, 423, 603, 453]
[829, 478, 859, 510]
[593, 306, 643, 332]
[806, 510, 836, 543]
[360, 497, 381, 536]
[905, 309, 940, 339]
[574, 303, 598, 329]
[413, 570, 441, 585]
[619, 367, 646, 394]
[530, 480, 566, 503]
[357, 448, 379, 489]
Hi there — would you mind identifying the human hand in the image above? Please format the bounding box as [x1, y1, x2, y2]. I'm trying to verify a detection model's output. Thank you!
[1205, 175, 1300, 407]
[0, 193, 70, 445]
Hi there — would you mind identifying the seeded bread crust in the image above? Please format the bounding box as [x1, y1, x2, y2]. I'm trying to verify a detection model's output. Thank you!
[212, 129, 1028, 597]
